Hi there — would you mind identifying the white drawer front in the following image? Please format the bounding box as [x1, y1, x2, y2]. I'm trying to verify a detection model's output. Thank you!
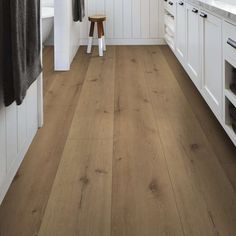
[166, 0, 176, 16]
[224, 21, 236, 65]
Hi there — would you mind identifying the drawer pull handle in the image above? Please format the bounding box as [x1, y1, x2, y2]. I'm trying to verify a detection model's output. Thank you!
[227, 38, 236, 50]
[200, 12, 207, 18]
[169, 1, 174, 5]
[179, 1, 184, 5]
[192, 8, 198, 13]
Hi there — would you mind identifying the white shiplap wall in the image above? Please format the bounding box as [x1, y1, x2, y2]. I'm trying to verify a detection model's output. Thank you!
[41, 0, 54, 7]
[80, 0, 164, 45]
[0, 80, 39, 204]
[54, 0, 80, 70]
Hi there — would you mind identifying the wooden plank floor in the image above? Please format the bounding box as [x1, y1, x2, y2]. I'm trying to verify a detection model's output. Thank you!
[0, 46, 236, 236]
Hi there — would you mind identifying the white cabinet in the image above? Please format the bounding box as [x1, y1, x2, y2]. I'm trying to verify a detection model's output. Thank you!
[176, 0, 186, 64]
[186, 4, 201, 88]
[200, 12, 223, 119]
[164, 0, 176, 52]
[223, 21, 236, 145]
[171, 1, 236, 145]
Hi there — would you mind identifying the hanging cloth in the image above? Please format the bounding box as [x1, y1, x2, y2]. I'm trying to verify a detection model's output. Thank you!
[1, 0, 42, 106]
[73, 0, 85, 22]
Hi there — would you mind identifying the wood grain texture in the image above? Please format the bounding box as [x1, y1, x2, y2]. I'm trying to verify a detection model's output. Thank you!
[0, 46, 236, 236]
[160, 46, 236, 187]
[141, 46, 236, 235]
[111, 46, 183, 236]
[0, 47, 90, 236]
[38, 48, 116, 236]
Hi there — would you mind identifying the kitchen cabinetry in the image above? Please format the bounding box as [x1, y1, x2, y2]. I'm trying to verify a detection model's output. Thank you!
[164, 0, 236, 145]
[164, 0, 176, 51]
[176, 0, 186, 64]
[200, 12, 223, 119]
[223, 21, 236, 145]
[186, 4, 201, 88]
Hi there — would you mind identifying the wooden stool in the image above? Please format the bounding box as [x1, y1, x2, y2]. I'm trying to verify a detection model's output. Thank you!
[87, 15, 106, 57]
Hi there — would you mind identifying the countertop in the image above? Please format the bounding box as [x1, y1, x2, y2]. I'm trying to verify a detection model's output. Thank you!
[185, 0, 236, 23]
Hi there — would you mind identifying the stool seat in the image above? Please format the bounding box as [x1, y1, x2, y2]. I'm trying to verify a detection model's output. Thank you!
[89, 15, 106, 22]
[87, 15, 107, 57]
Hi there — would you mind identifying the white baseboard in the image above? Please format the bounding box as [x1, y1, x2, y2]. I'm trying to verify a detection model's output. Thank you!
[80, 38, 166, 46]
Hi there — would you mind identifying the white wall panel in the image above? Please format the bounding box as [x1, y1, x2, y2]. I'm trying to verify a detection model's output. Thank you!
[80, 0, 89, 39]
[132, 0, 141, 38]
[96, 0, 105, 14]
[54, 0, 80, 70]
[123, 0, 132, 38]
[17, 100, 27, 152]
[141, 0, 150, 38]
[80, 0, 164, 44]
[0, 80, 39, 205]
[105, 0, 114, 39]
[114, 0, 123, 38]
[41, 0, 54, 7]
[150, 0, 159, 38]
[0, 101, 6, 187]
[6, 104, 18, 172]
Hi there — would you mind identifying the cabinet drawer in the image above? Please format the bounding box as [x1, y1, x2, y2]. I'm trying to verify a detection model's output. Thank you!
[224, 21, 236, 64]
[164, 0, 175, 16]
[163, 0, 168, 9]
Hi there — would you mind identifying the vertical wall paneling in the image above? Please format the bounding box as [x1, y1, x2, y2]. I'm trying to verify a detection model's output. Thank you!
[0, 5, 42, 203]
[0, 105, 6, 186]
[158, 0, 165, 38]
[141, 0, 150, 38]
[0, 80, 39, 205]
[80, 0, 89, 39]
[132, 0, 141, 38]
[96, 0, 105, 14]
[105, 0, 114, 39]
[88, 0, 96, 15]
[17, 101, 27, 152]
[123, 0, 132, 38]
[80, 0, 164, 44]
[114, 0, 123, 38]
[26, 82, 38, 139]
[6, 104, 18, 172]
[54, 0, 80, 70]
[150, 0, 159, 38]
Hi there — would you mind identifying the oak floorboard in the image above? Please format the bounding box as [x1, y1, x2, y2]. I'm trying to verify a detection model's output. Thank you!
[0, 46, 236, 236]
[42, 46, 55, 93]
[38, 47, 116, 236]
[160, 46, 236, 189]
[111, 46, 184, 236]
[0, 47, 90, 236]
[141, 46, 236, 236]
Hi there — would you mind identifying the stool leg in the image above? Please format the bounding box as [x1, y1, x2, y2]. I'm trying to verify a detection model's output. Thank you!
[87, 22, 95, 54]
[101, 23, 106, 51]
[97, 22, 103, 57]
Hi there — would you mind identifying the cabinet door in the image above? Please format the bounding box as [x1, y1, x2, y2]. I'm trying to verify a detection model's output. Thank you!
[200, 12, 223, 118]
[176, 0, 186, 64]
[186, 4, 201, 88]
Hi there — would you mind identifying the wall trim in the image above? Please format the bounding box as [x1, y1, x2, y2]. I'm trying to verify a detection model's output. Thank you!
[80, 38, 166, 46]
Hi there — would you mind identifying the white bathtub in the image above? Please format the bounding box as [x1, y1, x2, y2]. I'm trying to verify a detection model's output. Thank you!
[42, 7, 54, 43]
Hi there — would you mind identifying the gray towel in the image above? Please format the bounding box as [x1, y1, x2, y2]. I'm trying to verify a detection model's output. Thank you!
[73, 0, 85, 22]
[0, 0, 42, 106]
[0, 0, 15, 106]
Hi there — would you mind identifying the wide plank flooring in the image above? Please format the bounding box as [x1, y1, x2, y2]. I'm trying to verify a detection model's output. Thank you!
[0, 46, 236, 236]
